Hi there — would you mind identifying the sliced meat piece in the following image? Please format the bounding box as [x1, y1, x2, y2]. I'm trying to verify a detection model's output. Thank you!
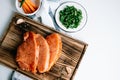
[35, 34, 50, 73]
[46, 33, 62, 71]
[16, 32, 39, 74]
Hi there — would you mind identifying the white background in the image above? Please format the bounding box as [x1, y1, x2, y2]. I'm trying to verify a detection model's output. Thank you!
[0, 0, 120, 80]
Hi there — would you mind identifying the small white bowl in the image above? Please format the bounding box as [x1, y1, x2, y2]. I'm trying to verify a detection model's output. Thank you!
[15, 0, 41, 16]
[55, 1, 87, 32]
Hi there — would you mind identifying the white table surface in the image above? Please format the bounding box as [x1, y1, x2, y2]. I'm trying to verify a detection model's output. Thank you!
[0, 0, 120, 80]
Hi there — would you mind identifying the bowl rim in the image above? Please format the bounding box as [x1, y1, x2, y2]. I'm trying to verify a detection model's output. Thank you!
[15, 0, 41, 16]
[55, 1, 88, 33]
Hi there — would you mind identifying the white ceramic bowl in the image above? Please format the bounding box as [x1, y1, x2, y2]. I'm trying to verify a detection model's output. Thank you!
[55, 1, 87, 32]
[15, 0, 41, 16]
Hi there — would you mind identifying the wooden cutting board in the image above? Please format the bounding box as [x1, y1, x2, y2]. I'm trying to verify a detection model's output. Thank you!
[0, 13, 88, 80]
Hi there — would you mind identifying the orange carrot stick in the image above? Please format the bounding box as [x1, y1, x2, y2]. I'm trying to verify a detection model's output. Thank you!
[26, 0, 38, 10]
[22, 2, 32, 13]
[25, 0, 36, 12]
[22, 5, 27, 13]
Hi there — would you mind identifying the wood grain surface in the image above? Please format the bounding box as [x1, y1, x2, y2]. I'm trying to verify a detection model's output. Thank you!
[0, 13, 88, 80]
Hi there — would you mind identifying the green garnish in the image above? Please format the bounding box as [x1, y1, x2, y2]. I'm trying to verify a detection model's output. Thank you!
[20, 0, 25, 7]
[59, 6, 83, 29]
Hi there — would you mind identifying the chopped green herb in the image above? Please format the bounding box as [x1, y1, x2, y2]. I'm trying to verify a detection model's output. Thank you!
[20, 0, 25, 7]
[59, 6, 83, 29]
